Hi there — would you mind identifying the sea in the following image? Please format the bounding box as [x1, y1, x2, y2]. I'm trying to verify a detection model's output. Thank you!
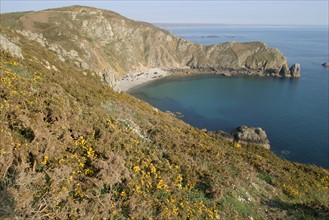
[130, 25, 329, 169]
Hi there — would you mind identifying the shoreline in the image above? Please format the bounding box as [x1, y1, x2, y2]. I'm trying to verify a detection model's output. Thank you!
[113, 67, 286, 92]
[113, 68, 172, 92]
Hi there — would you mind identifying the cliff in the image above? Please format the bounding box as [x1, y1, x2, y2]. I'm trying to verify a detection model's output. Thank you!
[1, 6, 297, 88]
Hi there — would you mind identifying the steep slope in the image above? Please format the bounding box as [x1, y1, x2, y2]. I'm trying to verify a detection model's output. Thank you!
[0, 17, 328, 219]
[1, 6, 295, 88]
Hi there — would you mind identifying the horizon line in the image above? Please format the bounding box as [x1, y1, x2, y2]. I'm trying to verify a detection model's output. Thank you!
[0, 13, 326, 27]
[153, 23, 328, 27]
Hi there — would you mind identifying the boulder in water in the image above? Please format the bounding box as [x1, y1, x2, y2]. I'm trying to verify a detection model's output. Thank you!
[322, 62, 329, 67]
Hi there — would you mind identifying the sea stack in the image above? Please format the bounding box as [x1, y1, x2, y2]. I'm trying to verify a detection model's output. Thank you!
[289, 63, 301, 77]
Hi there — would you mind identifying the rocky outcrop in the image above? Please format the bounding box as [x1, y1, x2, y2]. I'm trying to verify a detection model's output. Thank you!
[208, 126, 270, 149]
[231, 126, 270, 149]
[322, 62, 329, 67]
[101, 68, 116, 87]
[279, 63, 301, 78]
[0, 34, 24, 59]
[289, 63, 301, 77]
[15, 30, 89, 69]
[16, 30, 47, 47]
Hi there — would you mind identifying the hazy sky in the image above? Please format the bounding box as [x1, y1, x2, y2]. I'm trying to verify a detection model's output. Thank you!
[1, 0, 328, 25]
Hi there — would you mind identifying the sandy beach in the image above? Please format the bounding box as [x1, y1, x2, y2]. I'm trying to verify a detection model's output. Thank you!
[113, 68, 187, 92]
[113, 67, 253, 92]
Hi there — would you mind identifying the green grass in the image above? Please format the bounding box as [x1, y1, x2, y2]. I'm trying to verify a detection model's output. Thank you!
[0, 12, 27, 29]
[257, 172, 273, 185]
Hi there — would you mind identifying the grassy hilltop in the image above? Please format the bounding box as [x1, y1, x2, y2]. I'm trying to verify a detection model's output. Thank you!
[0, 6, 328, 219]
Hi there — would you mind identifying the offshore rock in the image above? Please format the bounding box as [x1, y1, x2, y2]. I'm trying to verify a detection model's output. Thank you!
[289, 63, 301, 77]
[231, 126, 270, 149]
[322, 62, 329, 67]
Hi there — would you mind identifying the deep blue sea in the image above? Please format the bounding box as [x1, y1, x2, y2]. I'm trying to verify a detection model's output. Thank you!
[130, 26, 329, 168]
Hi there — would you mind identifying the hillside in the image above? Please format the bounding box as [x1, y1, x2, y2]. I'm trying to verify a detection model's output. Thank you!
[1, 6, 298, 89]
[0, 6, 328, 219]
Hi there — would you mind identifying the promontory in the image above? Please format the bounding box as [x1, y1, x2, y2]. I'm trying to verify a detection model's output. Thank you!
[1, 6, 299, 91]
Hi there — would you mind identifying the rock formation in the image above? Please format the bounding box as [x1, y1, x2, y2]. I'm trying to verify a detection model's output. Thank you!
[289, 63, 301, 77]
[231, 126, 270, 149]
[208, 126, 270, 149]
[0, 34, 24, 59]
[322, 62, 329, 67]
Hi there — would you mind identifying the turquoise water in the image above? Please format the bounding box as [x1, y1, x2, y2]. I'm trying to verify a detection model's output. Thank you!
[130, 27, 329, 168]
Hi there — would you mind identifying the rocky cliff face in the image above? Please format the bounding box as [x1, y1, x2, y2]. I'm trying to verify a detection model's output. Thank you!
[0, 34, 24, 59]
[1, 6, 298, 88]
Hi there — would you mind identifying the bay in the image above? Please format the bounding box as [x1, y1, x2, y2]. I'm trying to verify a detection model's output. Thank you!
[130, 26, 329, 168]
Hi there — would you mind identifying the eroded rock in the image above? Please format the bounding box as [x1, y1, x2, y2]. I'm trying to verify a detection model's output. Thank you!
[0, 34, 24, 59]
[289, 63, 301, 77]
[279, 64, 290, 77]
[231, 125, 270, 149]
[16, 30, 47, 47]
[208, 125, 270, 149]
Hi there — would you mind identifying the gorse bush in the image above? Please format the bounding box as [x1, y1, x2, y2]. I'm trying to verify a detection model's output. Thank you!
[0, 53, 222, 219]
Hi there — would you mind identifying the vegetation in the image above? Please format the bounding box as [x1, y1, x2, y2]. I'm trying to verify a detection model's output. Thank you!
[1, 48, 328, 220]
[0, 9, 328, 219]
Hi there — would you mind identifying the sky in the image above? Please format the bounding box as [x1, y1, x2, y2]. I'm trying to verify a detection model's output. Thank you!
[0, 0, 328, 25]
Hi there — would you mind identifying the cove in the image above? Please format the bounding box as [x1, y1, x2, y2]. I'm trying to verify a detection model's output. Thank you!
[130, 74, 329, 168]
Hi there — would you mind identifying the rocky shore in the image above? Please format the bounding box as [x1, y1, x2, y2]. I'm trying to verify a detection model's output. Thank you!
[114, 64, 301, 92]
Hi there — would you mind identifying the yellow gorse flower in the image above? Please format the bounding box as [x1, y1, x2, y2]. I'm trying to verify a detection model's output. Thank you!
[41, 155, 49, 165]
[156, 180, 169, 190]
[133, 165, 141, 173]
